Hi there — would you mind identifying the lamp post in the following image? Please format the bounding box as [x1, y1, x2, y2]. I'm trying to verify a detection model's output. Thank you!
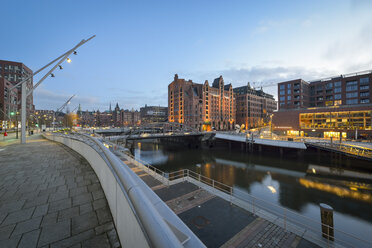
[9, 35, 95, 144]
[270, 114, 274, 139]
[53, 95, 75, 131]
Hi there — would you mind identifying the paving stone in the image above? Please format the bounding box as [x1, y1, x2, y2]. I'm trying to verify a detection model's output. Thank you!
[107, 228, 121, 248]
[0, 136, 120, 248]
[41, 212, 58, 227]
[0, 199, 25, 214]
[96, 207, 113, 225]
[0, 234, 21, 248]
[24, 195, 49, 208]
[72, 193, 92, 207]
[94, 222, 114, 235]
[82, 234, 110, 248]
[58, 207, 79, 221]
[0, 224, 15, 240]
[1, 207, 35, 226]
[49, 190, 69, 202]
[48, 198, 72, 213]
[92, 198, 107, 210]
[80, 203, 93, 215]
[91, 190, 105, 201]
[87, 184, 101, 193]
[77, 180, 92, 187]
[38, 220, 71, 247]
[50, 229, 95, 248]
[12, 217, 42, 236]
[70, 186, 88, 197]
[18, 229, 40, 248]
[38, 187, 57, 197]
[72, 212, 98, 235]
[33, 203, 49, 218]
[0, 213, 7, 225]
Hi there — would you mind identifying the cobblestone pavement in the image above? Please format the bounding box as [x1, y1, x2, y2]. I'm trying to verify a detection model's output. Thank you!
[0, 135, 121, 248]
[118, 153, 320, 248]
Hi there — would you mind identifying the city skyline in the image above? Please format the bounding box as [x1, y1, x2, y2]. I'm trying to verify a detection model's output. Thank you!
[2, 0, 371, 111]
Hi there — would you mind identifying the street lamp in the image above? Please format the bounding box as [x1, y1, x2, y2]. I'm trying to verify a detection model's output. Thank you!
[9, 35, 95, 144]
[53, 95, 75, 131]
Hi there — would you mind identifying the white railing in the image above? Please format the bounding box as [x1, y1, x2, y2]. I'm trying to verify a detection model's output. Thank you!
[121, 151, 372, 248]
[46, 132, 205, 248]
[306, 141, 372, 159]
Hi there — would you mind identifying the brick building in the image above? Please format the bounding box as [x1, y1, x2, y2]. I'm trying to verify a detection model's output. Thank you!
[168, 74, 236, 131]
[234, 83, 277, 129]
[0, 60, 34, 129]
[140, 105, 168, 124]
[274, 70, 372, 139]
[0, 60, 34, 114]
[123, 109, 140, 126]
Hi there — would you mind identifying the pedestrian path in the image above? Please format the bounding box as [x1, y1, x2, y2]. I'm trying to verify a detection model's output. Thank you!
[0, 135, 121, 248]
[118, 154, 320, 248]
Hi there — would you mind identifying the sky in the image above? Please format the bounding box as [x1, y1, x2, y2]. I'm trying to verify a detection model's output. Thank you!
[1, 0, 372, 111]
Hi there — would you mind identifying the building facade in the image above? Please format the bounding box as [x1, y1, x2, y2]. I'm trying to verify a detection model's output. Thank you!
[0, 60, 34, 115]
[234, 84, 277, 129]
[168, 74, 236, 131]
[140, 105, 168, 124]
[123, 109, 140, 126]
[278, 70, 371, 110]
[274, 70, 372, 139]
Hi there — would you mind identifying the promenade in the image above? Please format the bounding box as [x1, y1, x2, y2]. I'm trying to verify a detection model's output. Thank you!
[0, 135, 120, 247]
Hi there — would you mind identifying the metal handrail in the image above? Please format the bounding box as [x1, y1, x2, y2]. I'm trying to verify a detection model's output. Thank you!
[121, 150, 372, 247]
[51, 132, 192, 248]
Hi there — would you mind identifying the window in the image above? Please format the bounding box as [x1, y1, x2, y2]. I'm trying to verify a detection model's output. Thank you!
[287, 84, 291, 88]
[326, 82, 333, 89]
[334, 87, 341, 93]
[346, 99, 358, 105]
[360, 77, 369, 85]
[360, 85, 369, 90]
[360, 99, 370, 104]
[287, 96, 291, 100]
[280, 90, 285, 95]
[280, 84, 285, 90]
[346, 85, 358, 92]
[335, 94, 341, 100]
[334, 81, 341, 87]
[280, 96, 285, 101]
[287, 90, 291, 94]
[346, 92, 358, 98]
[360, 92, 369, 97]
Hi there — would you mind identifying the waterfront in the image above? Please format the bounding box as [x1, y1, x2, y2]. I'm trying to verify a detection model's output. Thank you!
[130, 140, 372, 245]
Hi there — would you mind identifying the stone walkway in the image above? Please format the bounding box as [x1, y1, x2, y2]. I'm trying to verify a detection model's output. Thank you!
[0, 135, 120, 248]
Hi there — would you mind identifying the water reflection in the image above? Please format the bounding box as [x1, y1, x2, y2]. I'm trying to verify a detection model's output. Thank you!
[129, 141, 372, 241]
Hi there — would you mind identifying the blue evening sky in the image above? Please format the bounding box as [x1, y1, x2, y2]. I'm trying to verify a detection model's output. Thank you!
[1, 0, 371, 111]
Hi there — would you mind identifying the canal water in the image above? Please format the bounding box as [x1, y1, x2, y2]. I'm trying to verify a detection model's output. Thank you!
[128, 140, 372, 245]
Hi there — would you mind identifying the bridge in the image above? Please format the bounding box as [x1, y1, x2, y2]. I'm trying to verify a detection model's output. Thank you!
[305, 140, 372, 161]
[214, 132, 307, 150]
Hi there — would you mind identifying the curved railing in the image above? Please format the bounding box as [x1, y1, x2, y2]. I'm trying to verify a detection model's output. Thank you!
[44, 132, 205, 248]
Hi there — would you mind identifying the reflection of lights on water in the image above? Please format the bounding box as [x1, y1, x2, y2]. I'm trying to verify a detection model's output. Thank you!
[350, 187, 358, 191]
[312, 168, 316, 174]
[267, 185, 277, 194]
[299, 178, 372, 203]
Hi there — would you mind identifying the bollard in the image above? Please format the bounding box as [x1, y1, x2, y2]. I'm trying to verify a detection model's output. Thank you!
[320, 203, 334, 241]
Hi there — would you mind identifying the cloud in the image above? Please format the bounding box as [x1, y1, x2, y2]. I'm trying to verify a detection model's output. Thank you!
[323, 21, 372, 72]
[34, 87, 101, 111]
